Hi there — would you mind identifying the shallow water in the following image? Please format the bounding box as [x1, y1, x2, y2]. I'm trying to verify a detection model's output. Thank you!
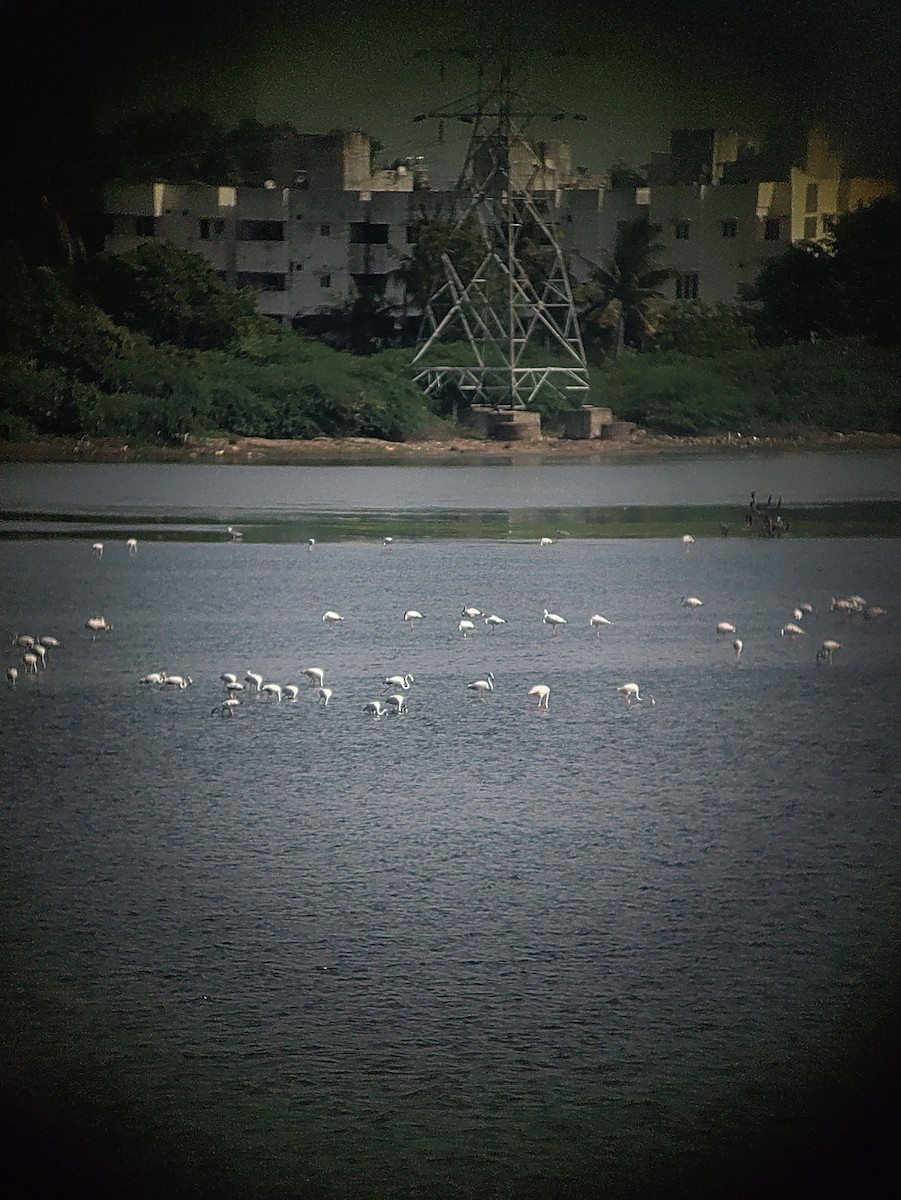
[2, 535, 899, 1198]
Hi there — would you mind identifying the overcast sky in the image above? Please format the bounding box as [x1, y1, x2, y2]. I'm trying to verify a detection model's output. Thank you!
[4, 0, 900, 184]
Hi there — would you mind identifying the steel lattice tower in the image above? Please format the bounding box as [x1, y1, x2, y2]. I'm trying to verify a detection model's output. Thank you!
[410, 16, 590, 410]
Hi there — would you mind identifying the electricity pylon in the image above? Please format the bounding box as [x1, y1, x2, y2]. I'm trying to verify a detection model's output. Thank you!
[410, 16, 590, 410]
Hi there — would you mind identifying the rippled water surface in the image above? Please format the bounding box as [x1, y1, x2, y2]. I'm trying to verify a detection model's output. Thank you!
[2, 531, 899, 1198]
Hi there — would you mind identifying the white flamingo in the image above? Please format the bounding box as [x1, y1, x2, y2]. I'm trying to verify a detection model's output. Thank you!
[38, 636, 61, 648]
[364, 700, 387, 717]
[322, 611, 344, 627]
[383, 537, 394, 547]
[385, 693, 408, 714]
[462, 606, 482, 619]
[543, 609, 566, 632]
[31, 643, 47, 667]
[283, 685, 300, 701]
[458, 619, 475, 637]
[484, 614, 506, 631]
[863, 605, 887, 620]
[817, 639, 841, 663]
[468, 672, 495, 697]
[681, 596, 703, 610]
[211, 698, 241, 717]
[791, 607, 804, 622]
[92, 542, 104, 557]
[733, 639, 743, 662]
[260, 682, 283, 701]
[302, 667, 325, 688]
[539, 537, 555, 546]
[589, 614, 612, 633]
[403, 609, 425, 625]
[126, 538, 138, 554]
[716, 621, 737, 636]
[7, 666, 18, 686]
[681, 534, 695, 546]
[528, 684, 550, 710]
[12, 635, 36, 648]
[317, 687, 333, 706]
[224, 682, 245, 696]
[384, 673, 414, 690]
[308, 538, 315, 551]
[227, 526, 243, 541]
[244, 671, 263, 692]
[163, 675, 192, 688]
[139, 671, 167, 686]
[781, 623, 805, 638]
[85, 617, 112, 633]
[219, 673, 238, 685]
[616, 682, 655, 706]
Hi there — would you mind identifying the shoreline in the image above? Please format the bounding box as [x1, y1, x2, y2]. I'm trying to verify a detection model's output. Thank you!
[1, 429, 900, 467]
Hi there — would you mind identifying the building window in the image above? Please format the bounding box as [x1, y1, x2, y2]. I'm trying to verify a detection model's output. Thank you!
[237, 220, 284, 242]
[674, 219, 691, 240]
[821, 213, 836, 235]
[236, 272, 286, 292]
[135, 216, 156, 236]
[675, 273, 699, 300]
[805, 182, 818, 213]
[349, 222, 390, 245]
[320, 224, 331, 237]
[803, 216, 818, 240]
[721, 218, 738, 239]
[320, 274, 332, 288]
[199, 218, 226, 240]
[764, 218, 781, 241]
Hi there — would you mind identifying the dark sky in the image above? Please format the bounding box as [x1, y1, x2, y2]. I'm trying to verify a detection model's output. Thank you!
[3, 0, 900, 183]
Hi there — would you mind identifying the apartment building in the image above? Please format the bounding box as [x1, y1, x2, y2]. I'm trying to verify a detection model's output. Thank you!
[104, 127, 897, 319]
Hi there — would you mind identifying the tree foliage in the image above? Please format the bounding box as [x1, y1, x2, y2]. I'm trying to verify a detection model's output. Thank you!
[83, 242, 260, 351]
[576, 220, 671, 358]
[745, 197, 901, 346]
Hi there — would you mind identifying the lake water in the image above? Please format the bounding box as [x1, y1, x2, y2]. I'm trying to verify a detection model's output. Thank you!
[1, 463, 900, 1199]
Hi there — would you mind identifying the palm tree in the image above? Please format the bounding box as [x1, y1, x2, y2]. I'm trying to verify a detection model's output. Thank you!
[577, 219, 671, 358]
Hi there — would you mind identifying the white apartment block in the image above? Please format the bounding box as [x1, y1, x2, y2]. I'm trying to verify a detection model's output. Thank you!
[103, 127, 897, 320]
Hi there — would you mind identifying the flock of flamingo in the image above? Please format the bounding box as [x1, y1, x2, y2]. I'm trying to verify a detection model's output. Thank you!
[3, 533, 888, 712]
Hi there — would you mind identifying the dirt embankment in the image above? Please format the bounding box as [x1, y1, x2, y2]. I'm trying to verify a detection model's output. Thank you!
[2, 429, 900, 466]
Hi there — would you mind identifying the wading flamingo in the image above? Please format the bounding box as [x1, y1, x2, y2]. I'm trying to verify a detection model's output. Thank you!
[468, 672, 495, 697]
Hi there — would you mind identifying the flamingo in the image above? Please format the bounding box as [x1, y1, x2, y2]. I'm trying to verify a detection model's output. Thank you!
[781, 623, 805, 638]
[7, 666, 17, 686]
[681, 534, 695, 546]
[317, 687, 333, 706]
[863, 606, 887, 620]
[733, 638, 744, 661]
[616, 682, 655, 706]
[126, 538, 138, 554]
[384, 674, 414, 690]
[322, 611, 344, 627]
[468, 672, 495, 697]
[798, 602, 814, 614]
[302, 667, 325, 687]
[85, 617, 112, 633]
[12, 635, 36, 648]
[528, 684, 550, 710]
[542, 609, 566, 632]
[383, 537, 394, 547]
[92, 542, 104, 557]
[791, 608, 804, 622]
[385, 693, 407, 714]
[224, 682, 245, 696]
[364, 700, 387, 717]
[260, 683, 283, 701]
[227, 526, 243, 541]
[817, 639, 841, 663]
[716, 621, 737, 636]
[462, 606, 482, 619]
[458, 618, 475, 637]
[219, 673, 238, 685]
[139, 671, 167, 686]
[31, 644, 47, 667]
[283, 685, 300, 701]
[484, 614, 506, 631]
[308, 538, 315, 551]
[681, 596, 703, 609]
[38, 636, 61, 648]
[539, 537, 555, 546]
[211, 698, 241, 717]
[589, 614, 612, 633]
[163, 675, 192, 688]
[403, 609, 425, 625]
[244, 671, 263, 692]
